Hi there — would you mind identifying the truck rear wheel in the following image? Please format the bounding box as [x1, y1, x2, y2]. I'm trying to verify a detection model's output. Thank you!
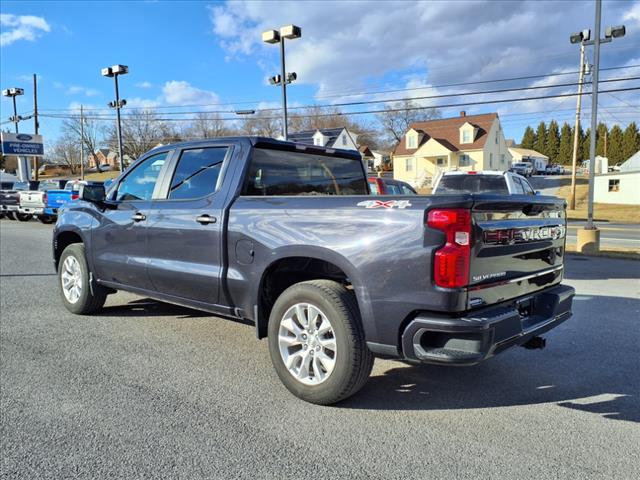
[267, 280, 374, 405]
[15, 213, 33, 222]
[58, 243, 107, 314]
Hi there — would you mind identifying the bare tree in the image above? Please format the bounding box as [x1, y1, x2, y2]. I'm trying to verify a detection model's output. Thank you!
[60, 114, 102, 167]
[376, 100, 440, 147]
[105, 109, 172, 161]
[187, 112, 232, 139]
[240, 111, 281, 138]
[51, 133, 81, 173]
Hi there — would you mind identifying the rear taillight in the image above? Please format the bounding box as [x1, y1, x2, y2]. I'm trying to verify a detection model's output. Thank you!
[427, 208, 471, 288]
[43, 193, 47, 204]
[71, 193, 79, 200]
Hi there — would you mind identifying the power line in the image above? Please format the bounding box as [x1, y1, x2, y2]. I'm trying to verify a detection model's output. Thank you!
[35, 74, 640, 121]
[37, 86, 640, 123]
[35, 63, 640, 114]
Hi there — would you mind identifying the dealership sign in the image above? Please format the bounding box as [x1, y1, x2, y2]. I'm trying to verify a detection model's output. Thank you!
[0, 132, 44, 156]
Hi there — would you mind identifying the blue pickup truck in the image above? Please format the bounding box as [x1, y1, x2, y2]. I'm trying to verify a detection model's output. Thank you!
[44, 181, 103, 220]
[53, 137, 574, 404]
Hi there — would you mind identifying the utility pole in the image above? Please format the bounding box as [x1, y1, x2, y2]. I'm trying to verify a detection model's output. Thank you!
[33, 74, 39, 180]
[569, 43, 586, 210]
[80, 105, 85, 180]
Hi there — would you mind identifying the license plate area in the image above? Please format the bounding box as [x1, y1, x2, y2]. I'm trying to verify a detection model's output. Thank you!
[516, 297, 534, 318]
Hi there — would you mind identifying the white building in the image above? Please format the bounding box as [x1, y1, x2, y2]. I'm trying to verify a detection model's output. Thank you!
[593, 151, 640, 205]
[508, 147, 549, 172]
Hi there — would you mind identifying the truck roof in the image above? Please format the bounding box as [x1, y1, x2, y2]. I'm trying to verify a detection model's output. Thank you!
[146, 136, 363, 161]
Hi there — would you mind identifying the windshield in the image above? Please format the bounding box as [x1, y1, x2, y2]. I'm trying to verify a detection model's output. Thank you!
[12, 182, 29, 191]
[436, 175, 509, 195]
[38, 182, 60, 191]
[514, 163, 529, 167]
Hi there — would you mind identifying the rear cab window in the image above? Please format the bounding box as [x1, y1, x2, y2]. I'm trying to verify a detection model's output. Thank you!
[244, 148, 368, 196]
[436, 175, 509, 195]
[168, 147, 228, 200]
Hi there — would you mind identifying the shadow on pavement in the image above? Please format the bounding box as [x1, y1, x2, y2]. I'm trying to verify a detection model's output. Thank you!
[564, 255, 640, 280]
[339, 293, 640, 424]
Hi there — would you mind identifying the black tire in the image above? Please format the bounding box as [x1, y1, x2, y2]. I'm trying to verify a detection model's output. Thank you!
[5, 212, 16, 220]
[38, 215, 55, 224]
[0, 212, 4, 219]
[58, 243, 107, 314]
[267, 280, 374, 405]
[15, 213, 33, 222]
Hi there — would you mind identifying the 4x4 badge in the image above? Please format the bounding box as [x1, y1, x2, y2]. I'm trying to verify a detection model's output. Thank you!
[357, 200, 412, 209]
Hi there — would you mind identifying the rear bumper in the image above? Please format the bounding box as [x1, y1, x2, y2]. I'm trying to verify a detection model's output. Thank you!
[44, 207, 58, 216]
[400, 283, 574, 365]
[1, 205, 19, 211]
[19, 207, 44, 215]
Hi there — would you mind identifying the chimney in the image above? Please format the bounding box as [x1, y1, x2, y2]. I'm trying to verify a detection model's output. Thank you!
[460, 111, 466, 117]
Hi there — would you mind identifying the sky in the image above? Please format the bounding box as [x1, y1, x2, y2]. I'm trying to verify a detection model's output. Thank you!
[1, 0, 639, 149]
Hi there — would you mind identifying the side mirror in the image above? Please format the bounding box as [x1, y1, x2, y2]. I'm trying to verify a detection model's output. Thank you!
[535, 190, 541, 196]
[80, 184, 106, 203]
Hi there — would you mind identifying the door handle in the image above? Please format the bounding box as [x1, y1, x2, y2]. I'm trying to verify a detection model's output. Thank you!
[196, 214, 217, 225]
[131, 212, 146, 222]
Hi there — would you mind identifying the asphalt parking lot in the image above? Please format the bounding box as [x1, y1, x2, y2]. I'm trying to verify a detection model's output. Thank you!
[1, 221, 639, 479]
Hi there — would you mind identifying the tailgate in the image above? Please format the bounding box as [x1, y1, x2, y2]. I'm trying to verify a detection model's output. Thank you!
[20, 191, 45, 207]
[468, 195, 566, 308]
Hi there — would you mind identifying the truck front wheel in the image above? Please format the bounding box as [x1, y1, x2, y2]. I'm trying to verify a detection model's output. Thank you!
[58, 243, 107, 314]
[15, 213, 33, 222]
[267, 280, 374, 405]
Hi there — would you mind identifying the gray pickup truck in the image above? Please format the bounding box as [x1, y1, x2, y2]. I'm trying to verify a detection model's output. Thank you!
[53, 137, 574, 404]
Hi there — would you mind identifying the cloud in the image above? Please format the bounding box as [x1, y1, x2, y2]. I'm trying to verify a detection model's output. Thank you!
[54, 82, 100, 97]
[135, 81, 153, 89]
[162, 80, 220, 106]
[209, 0, 639, 100]
[0, 14, 51, 46]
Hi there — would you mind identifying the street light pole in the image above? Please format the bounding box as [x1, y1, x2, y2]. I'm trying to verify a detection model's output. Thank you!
[262, 25, 301, 141]
[113, 74, 124, 171]
[11, 95, 18, 133]
[279, 37, 289, 140]
[101, 64, 128, 172]
[569, 43, 586, 211]
[569, 2, 625, 253]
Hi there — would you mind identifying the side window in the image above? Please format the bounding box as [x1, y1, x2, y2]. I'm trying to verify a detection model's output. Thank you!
[386, 183, 401, 195]
[401, 184, 416, 195]
[511, 177, 525, 195]
[168, 147, 228, 200]
[368, 180, 379, 194]
[116, 152, 168, 202]
[520, 178, 535, 195]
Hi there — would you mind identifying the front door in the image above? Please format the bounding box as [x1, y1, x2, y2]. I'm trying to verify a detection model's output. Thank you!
[91, 151, 171, 290]
[145, 146, 230, 305]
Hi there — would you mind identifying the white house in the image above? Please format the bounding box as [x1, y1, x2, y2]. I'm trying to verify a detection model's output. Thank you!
[288, 127, 359, 151]
[594, 150, 640, 205]
[508, 147, 549, 172]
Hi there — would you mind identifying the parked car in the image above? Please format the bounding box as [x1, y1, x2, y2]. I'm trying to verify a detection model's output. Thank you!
[98, 163, 112, 172]
[43, 180, 100, 220]
[1, 181, 32, 220]
[18, 180, 68, 224]
[510, 162, 534, 177]
[53, 137, 574, 405]
[368, 177, 417, 195]
[433, 170, 538, 196]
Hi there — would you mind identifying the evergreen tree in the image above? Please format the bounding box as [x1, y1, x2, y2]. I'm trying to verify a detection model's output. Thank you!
[557, 122, 573, 165]
[595, 122, 609, 157]
[622, 122, 640, 160]
[608, 125, 624, 165]
[575, 124, 585, 162]
[534, 121, 547, 156]
[582, 128, 591, 162]
[546, 120, 560, 161]
[520, 126, 536, 149]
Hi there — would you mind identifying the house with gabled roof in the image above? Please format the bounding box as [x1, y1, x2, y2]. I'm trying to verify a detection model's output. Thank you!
[288, 127, 359, 151]
[392, 111, 512, 187]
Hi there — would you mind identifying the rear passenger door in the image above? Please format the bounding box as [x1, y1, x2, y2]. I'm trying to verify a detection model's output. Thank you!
[144, 145, 231, 305]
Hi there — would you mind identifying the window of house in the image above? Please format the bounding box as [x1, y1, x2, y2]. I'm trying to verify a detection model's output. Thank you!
[608, 179, 620, 192]
[436, 157, 445, 166]
[489, 153, 493, 168]
[462, 130, 472, 143]
[314, 136, 322, 146]
[168, 147, 228, 200]
[116, 151, 168, 202]
[495, 131, 498, 144]
[405, 157, 414, 172]
[501, 154, 505, 164]
[342, 135, 347, 146]
[407, 135, 417, 149]
[459, 154, 470, 166]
